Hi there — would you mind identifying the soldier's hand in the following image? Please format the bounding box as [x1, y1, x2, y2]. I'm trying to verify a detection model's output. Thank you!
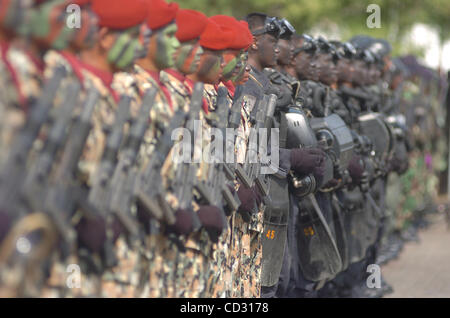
[75, 215, 123, 254]
[197, 205, 225, 243]
[167, 208, 195, 236]
[348, 155, 365, 184]
[237, 185, 258, 222]
[290, 148, 326, 177]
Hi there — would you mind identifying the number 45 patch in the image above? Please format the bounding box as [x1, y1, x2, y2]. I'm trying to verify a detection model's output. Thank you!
[266, 230, 275, 240]
[303, 226, 315, 236]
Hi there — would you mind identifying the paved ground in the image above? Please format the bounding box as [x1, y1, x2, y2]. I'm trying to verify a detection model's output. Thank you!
[382, 213, 450, 298]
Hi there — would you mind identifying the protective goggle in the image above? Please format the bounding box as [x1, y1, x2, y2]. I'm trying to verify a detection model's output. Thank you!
[278, 18, 296, 38]
[317, 37, 341, 61]
[293, 34, 317, 56]
[361, 50, 375, 63]
[343, 42, 357, 57]
[251, 16, 282, 38]
[333, 42, 357, 59]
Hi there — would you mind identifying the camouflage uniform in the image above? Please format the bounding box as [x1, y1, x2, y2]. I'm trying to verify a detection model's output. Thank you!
[0, 47, 58, 298]
[157, 70, 209, 298]
[36, 50, 146, 298]
[179, 81, 221, 298]
[0, 43, 43, 164]
[199, 83, 235, 298]
[129, 64, 184, 298]
[209, 80, 263, 298]
[235, 92, 264, 299]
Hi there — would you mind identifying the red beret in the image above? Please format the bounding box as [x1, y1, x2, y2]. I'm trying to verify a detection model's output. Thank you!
[92, 0, 148, 29]
[146, 0, 179, 31]
[210, 15, 253, 50]
[200, 20, 234, 51]
[175, 9, 208, 42]
[239, 21, 254, 50]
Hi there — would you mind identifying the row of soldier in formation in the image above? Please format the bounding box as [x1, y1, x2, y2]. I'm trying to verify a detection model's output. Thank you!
[0, 0, 424, 298]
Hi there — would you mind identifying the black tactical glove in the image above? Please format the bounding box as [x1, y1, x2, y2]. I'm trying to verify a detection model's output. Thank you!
[75, 215, 123, 254]
[290, 148, 326, 180]
[348, 155, 365, 184]
[197, 205, 225, 243]
[253, 185, 263, 207]
[167, 208, 194, 236]
[236, 185, 258, 222]
[322, 178, 340, 189]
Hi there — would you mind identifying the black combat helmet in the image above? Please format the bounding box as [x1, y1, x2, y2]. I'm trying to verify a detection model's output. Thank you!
[317, 36, 342, 62]
[245, 12, 283, 38]
[278, 18, 296, 40]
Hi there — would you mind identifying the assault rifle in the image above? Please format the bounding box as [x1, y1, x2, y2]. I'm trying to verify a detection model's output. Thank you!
[193, 86, 238, 222]
[0, 66, 67, 219]
[170, 84, 205, 232]
[228, 86, 253, 189]
[43, 87, 100, 257]
[85, 95, 132, 266]
[21, 81, 82, 212]
[240, 95, 274, 207]
[133, 86, 198, 229]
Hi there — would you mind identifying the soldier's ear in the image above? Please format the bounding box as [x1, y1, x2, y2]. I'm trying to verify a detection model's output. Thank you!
[290, 56, 297, 68]
[251, 37, 258, 51]
[98, 27, 116, 52]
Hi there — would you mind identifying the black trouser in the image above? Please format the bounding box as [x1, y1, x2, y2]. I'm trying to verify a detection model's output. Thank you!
[276, 192, 325, 298]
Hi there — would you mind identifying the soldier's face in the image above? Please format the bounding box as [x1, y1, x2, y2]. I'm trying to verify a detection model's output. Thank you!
[70, 9, 99, 51]
[369, 65, 381, 82]
[257, 33, 279, 68]
[277, 38, 294, 66]
[234, 65, 251, 85]
[317, 53, 338, 85]
[148, 22, 180, 70]
[174, 39, 204, 75]
[361, 64, 373, 84]
[390, 73, 403, 90]
[221, 49, 241, 81]
[352, 60, 366, 86]
[231, 51, 250, 85]
[337, 58, 354, 83]
[355, 61, 372, 86]
[383, 56, 392, 74]
[29, 0, 74, 50]
[195, 48, 225, 84]
[294, 51, 318, 81]
[107, 26, 144, 71]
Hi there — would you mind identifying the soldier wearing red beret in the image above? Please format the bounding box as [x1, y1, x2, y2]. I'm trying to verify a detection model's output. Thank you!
[162, 12, 234, 298]
[36, 0, 150, 298]
[231, 22, 253, 86]
[160, 9, 229, 298]
[129, 0, 215, 299]
[161, 9, 208, 109]
[132, 0, 180, 113]
[187, 19, 234, 87]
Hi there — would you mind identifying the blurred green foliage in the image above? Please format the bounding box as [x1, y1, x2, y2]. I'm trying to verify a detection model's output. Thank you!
[177, 0, 450, 56]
